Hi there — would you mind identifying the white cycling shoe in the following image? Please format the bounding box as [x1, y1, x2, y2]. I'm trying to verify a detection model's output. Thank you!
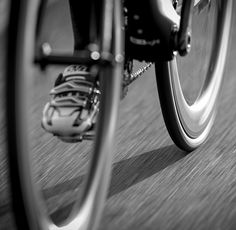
[41, 65, 100, 142]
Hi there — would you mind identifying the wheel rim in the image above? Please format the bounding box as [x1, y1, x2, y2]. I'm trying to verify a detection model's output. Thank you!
[169, 0, 232, 140]
[6, 0, 124, 229]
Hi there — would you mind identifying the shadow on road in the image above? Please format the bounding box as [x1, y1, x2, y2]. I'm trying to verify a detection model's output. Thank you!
[46, 144, 186, 223]
[108, 145, 186, 196]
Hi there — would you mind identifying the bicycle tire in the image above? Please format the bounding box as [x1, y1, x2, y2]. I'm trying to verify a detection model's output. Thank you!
[6, 0, 124, 229]
[156, 0, 233, 151]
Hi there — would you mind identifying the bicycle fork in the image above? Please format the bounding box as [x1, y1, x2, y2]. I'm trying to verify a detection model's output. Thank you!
[126, 0, 195, 61]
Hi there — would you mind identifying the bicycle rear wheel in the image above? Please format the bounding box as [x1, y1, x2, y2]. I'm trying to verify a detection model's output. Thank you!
[156, 0, 233, 151]
[6, 0, 123, 229]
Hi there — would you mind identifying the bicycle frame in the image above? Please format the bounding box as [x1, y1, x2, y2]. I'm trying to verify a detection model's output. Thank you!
[35, 0, 195, 67]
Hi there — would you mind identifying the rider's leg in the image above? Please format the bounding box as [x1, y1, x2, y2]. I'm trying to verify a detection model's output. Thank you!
[68, 0, 91, 51]
[42, 0, 100, 142]
[69, 0, 101, 51]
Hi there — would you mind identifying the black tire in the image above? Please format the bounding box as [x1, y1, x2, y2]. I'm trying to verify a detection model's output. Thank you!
[156, 0, 233, 151]
[6, 0, 124, 229]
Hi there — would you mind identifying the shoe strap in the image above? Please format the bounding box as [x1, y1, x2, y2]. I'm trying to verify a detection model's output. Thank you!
[50, 80, 94, 95]
[63, 65, 90, 78]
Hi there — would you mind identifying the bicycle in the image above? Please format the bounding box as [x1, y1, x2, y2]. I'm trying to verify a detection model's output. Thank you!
[6, 0, 233, 229]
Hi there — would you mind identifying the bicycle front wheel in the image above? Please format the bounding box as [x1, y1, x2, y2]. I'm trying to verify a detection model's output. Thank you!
[156, 0, 233, 151]
[6, 0, 124, 230]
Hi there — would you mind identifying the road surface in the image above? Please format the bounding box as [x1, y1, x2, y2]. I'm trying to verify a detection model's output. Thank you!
[1, 1, 236, 230]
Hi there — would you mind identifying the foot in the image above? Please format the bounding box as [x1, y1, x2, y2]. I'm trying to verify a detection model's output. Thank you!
[41, 65, 100, 142]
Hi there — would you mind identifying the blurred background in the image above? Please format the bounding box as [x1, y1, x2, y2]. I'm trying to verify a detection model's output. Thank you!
[1, 1, 236, 229]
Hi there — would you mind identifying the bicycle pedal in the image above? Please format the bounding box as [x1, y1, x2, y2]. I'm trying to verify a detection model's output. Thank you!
[56, 130, 95, 143]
